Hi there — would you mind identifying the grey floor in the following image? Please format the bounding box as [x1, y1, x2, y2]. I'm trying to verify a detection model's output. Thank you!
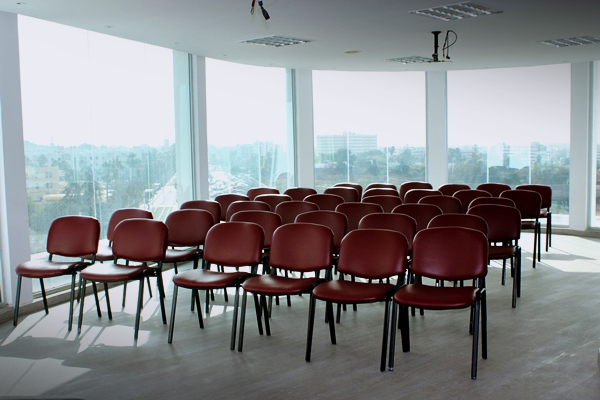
[1, 232, 600, 400]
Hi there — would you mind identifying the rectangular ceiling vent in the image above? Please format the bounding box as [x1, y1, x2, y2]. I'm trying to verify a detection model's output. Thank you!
[541, 36, 600, 48]
[240, 35, 313, 47]
[384, 56, 434, 65]
[411, 2, 502, 22]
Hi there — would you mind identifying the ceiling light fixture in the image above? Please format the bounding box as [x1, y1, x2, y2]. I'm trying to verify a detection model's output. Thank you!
[411, 2, 502, 21]
[541, 36, 600, 47]
[241, 36, 313, 47]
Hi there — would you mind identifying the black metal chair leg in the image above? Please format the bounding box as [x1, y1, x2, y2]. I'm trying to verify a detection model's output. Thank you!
[237, 289, 248, 352]
[122, 281, 127, 307]
[261, 295, 271, 336]
[380, 299, 391, 372]
[13, 275, 22, 326]
[305, 294, 317, 362]
[92, 282, 102, 317]
[39, 279, 49, 314]
[67, 274, 76, 331]
[400, 304, 410, 352]
[230, 284, 241, 351]
[104, 283, 112, 320]
[471, 297, 481, 380]
[326, 301, 336, 345]
[168, 285, 178, 343]
[77, 279, 87, 334]
[388, 301, 398, 371]
[253, 293, 264, 335]
[134, 277, 145, 341]
[155, 270, 167, 324]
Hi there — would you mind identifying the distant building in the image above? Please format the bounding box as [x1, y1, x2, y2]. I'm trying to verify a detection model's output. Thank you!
[25, 165, 65, 201]
[316, 132, 377, 155]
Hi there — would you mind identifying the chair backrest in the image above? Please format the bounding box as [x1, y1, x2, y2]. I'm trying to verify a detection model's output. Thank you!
[230, 210, 281, 249]
[453, 189, 492, 212]
[337, 229, 408, 280]
[469, 196, 516, 209]
[500, 189, 542, 220]
[112, 218, 168, 262]
[246, 187, 280, 200]
[418, 195, 462, 214]
[295, 210, 348, 253]
[363, 187, 400, 199]
[304, 193, 345, 211]
[404, 189, 443, 204]
[284, 187, 317, 201]
[47, 215, 100, 257]
[334, 182, 363, 199]
[392, 203, 443, 232]
[324, 186, 360, 203]
[411, 227, 488, 281]
[165, 209, 214, 247]
[516, 184, 552, 210]
[476, 183, 511, 197]
[226, 200, 270, 221]
[399, 181, 433, 201]
[269, 223, 333, 273]
[468, 204, 521, 243]
[365, 183, 397, 191]
[106, 208, 153, 241]
[335, 202, 384, 231]
[274, 200, 319, 224]
[438, 183, 471, 196]
[358, 213, 417, 253]
[215, 193, 250, 221]
[203, 221, 264, 267]
[427, 213, 488, 237]
[254, 194, 292, 211]
[361, 195, 402, 212]
[180, 200, 221, 225]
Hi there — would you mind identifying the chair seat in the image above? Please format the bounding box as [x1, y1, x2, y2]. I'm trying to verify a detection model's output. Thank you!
[16, 259, 89, 278]
[242, 275, 322, 296]
[394, 284, 478, 309]
[164, 248, 200, 263]
[539, 210, 548, 218]
[312, 280, 394, 303]
[80, 263, 150, 282]
[521, 221, 537, 229]
[173, 269, 249, 290]
[488, 245, 518, 259]
[94, 244, 114, 262]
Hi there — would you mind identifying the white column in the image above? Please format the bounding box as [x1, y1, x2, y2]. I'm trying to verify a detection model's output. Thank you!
[191, 55, 210, 199]
[288, 69, 315, 189]
[569, 62, 594, 231]
[0, 12, 32, 305]
[173, 52, 194, 204]
[426, 71, 448, 188]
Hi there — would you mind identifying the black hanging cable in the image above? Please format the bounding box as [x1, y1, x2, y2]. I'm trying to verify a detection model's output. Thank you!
[251, 0, 270, 20]
[442, 30, 458, 60]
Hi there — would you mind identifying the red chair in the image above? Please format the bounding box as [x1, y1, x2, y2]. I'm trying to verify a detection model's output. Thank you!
[180, 200, 221, 225]
[237, 223, 333, 351]
[274, 200, 319, 225]
[215, 194, 250, 221]
[366, 183, 397, 191]
[306, 229, 409, 371]
[418, 195, 462, 214]
[334, 182, 363, 199]
[404, 189, 442, 204]
[324, 186, 360, 203]
[428, 213, 488, 236]
[358, 213, 417, 256]
[392, 204, 442, 232]
[247, 187, 279, 200]
[500, 189, 542, 268]
[468, 204, 522, 307]
[225, 200, 270, 221]
[468, 196, 515, 209]
[94, 208, 153, 263]
[362, 195, 402, 213]
[335, 202, 383, 231]
[254, 194, 292, 211]
[517, 184, 552, 251]
[284, 187, 317, 201]
[167, 222, 264, 348]
[230, 211, 282, 274]
[476, 183, 511, 197]
[399, 181, 432, 202]
[295, 210, 348, 258]
[389, 227, 488, 379]
[363, 187, 400, 199]
[453, 189, 492, 213]
[77, 219, 168, 339]
[164, 209, 214, 273]
[438, 183, 470, 196]
[304, 193, 345, 211]
[14, 215, 100, 331]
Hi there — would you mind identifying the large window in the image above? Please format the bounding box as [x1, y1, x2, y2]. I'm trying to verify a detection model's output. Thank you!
[312, 71, 426, 192]
[205, 59, 290, 198]
[448, 64, 571, 223]
[19, 16, 180, 290]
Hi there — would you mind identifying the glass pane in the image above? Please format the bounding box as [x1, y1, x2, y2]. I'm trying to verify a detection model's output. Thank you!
[448, 64, 571, 223]
[206, 59, 289, 198]
[312, 71, 426, 192]
[18, 16, 178, 291]
[594, 62, 600, 227]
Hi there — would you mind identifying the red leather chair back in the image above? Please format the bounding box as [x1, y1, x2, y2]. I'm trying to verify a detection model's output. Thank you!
[428, 213, 488, 237]
[500, 189, 542, 220]
[468, 204, 521, 243]
[392, 203, 442, 232]
[469, 196, 515, 209]
[180, 200, 221, 225]
[203, 222, 264, 267]
[230, 210, 281, 249]
[284, 187, 317, 201]
[226, 200, 270, 221]
[361, 195, 402, 213]
[363, 187, 400, 199]
[106, 208, 153, 241]
[269, 223, 333, 273]
[404, 189, 442, 204]
[418, 195, 462, 214]
[336, 202, 384, 231]
[215, 194, 250, 221]
[358, 213, 416, 253]
[274, 201, 319, 225]
[165, 209, 214, 247]
[476, 183, 511, 198]
[334, 182, 363, 199]
[324, 186, 360, 203]
[453, 189, 492, 212]
[47, 215, 100, 257]
[112, 218, 168, 262]
[295, 210, 348, 254]
[254, 194, 292, 211]
[304, 193, 345, 211]
[438, 183, 470, 196]
[399, 181, 432, 201]
[247, 187, 279, 200]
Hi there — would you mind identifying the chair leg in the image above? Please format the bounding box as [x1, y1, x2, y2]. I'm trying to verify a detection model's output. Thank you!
[230, 284, 241, 351]
[67, 274, 77, 331]
[482, 289, 488, 360]
[261, 295, 271, 336]
[39, 279, 49, 314]
[193, 290, 204, 329]
[517, 247, 522, 298]
[122, 281, 127, 307]
[237, 288, 249, 352]
[173, 262, 178, 274]
[532, 223, 538, 268]
[388, 301, 398, 371]
[13, 275, 22, 326]
[547, 213, 552, 249]
[253, 293, 264, 335]
[537, 221, 542, 262]
[512, 253, 517, 308]
[380, 298, 391, 372]
[146, 275, 153, 298]
[400, 304, 410, 352]
[155, 271, 167, 324]
[92, 282, 102, 317]
[134, 278, 145, 340]
[77, 279, 87, 334]
[104, 283, 112, 320]
[501, 259, 506, 285]
[167, 285, 178, 343]
[305, 294, 317, 362]
[326, 301, 336, 345]
[471, 296, 481, 380]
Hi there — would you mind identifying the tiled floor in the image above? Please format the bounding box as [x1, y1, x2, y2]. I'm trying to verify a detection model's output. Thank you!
[1, 232, 600, 399]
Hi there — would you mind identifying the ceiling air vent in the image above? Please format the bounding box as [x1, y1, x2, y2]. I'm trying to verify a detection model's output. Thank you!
[240, 35, 313, 47]
[384, 56, 434, 65]
[411, 2, 502, 22]
[541, 36, 600, 48]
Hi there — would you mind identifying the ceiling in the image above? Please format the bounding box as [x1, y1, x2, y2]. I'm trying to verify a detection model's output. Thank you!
[1, 0, 600, 72]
